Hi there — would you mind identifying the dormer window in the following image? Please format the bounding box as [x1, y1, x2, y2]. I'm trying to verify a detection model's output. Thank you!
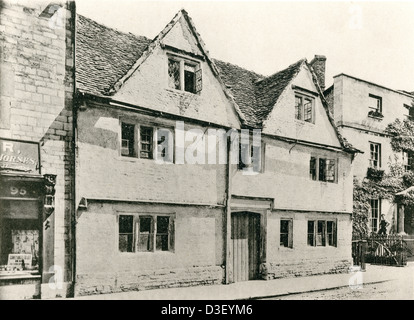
[295, 94, 314, 123]
[168, 56, 202, 94]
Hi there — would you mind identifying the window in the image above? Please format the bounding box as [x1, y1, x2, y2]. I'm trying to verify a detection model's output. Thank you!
[238, 134, 265, 173]
[368, 94, 382, 113]
[310, 157, 317, 180]
[121, 122, 174, 162]
[121, 123, 135, 157]
[409, 106, 414, 120]
[118, 214, 175, 253]
[403, 150, 413, 172]
[308, 220, 336, 247]
[140, 126, 153, 159]
[370, 199, 380, 233]
[369, 142, 381, 168]
[310, 156, 336, 183]
[295, 94, 314, 123]
[280, 219, 293, 248]
[119, 215, 134, 252]
[168, 57, 202, 94]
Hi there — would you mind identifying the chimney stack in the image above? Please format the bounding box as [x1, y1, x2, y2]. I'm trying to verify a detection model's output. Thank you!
[309, 55, 326, 91]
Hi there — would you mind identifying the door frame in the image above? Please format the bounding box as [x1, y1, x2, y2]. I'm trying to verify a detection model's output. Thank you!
[226, 195, 273, 284]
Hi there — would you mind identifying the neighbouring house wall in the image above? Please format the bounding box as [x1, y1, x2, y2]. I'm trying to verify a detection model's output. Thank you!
[75, 201, 224, 296]
[264, 211, 352, 278]
[0, 0, 75, 298]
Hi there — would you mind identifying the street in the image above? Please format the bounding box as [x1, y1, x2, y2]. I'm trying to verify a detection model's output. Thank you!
[264, 264, 414, 300]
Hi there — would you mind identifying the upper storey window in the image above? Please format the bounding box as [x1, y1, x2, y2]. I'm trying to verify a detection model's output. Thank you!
[368, 94, 383, 116]
[295, 94, 314, 123]
[168, 56, 202, 94]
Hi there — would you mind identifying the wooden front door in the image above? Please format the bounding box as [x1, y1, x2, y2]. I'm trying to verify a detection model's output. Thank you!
[231, 212, 260, 282]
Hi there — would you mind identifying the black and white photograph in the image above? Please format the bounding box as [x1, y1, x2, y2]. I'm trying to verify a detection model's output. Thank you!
[0, 0, 413, 307]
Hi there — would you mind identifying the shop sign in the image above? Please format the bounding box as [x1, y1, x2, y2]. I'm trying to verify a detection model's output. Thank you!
[0, 138, 40, 174]
[7, 254, 32, 269]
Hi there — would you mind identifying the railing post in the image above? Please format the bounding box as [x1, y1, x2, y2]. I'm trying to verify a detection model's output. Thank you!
[360, 240, 367, 271]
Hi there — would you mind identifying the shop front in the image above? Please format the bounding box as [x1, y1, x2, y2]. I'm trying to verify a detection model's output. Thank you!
[0, 138, 55, 299]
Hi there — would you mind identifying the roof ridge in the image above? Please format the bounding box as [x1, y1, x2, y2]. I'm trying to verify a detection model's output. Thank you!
[255, 58, 306, 85]
[212, 59, 265, 80]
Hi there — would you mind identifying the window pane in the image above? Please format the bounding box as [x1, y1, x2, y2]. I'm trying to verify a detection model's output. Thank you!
[280, 234, 289, 247]
[140, 127, 153, 159]
[157, 216, 169, 234]
[119, 215, 133, 234]
[310, 157, 317, 180]
[137, 234, 153, 252]
[295, 96, 302, 120]
[319, 158, 326, 181]
[184, 70, 195, 93]
[168, 59, 180, 90]
[326, 159, 335, 182]
[119, 234, 133, 252]
[157, 128, 173, 162]
[303, 98, 313, 122]
[139, 217, 152, 233]
[156, 235, 169, 251]
[307, 221, 315, 246]
[317, 221, 326, 246]
[280, 220, 289, 233]
[121, 123, 135, 157]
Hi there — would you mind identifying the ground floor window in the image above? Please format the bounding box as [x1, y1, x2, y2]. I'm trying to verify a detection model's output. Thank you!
[118, 214, 175, 253]
[280, 219, 293, 248]
[307, 220, 337, 247]
[0, 200, 41, 274]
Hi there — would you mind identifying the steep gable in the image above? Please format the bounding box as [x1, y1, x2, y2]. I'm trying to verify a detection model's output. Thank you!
[76, 14, 151, 96]
[262, 63, 342, 147]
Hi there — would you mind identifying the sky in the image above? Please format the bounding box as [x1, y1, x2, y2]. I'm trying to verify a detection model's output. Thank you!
[75, 0, 414, 92]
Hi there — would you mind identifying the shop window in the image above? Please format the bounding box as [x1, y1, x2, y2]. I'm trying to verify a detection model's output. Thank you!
[295, 94, 314, 123]
[308, 220, 337, 247]
[118, 214, 175, 253]
[369, 142, 381, 169]
[310, 156, 336, 183]
[168, 57, 202, 94]
[280, 219, 293, 248]
[0, 200, 40, 274]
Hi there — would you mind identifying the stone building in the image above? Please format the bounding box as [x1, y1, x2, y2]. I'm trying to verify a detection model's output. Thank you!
[0, 2, 359, 298]
[325, 74, 414, 235]
[0, 1, 75, 299]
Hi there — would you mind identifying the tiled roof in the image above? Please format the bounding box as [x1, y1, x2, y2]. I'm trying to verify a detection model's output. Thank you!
[76, 13, 303, 127]
[75, 13, 357, 152]
[76, 14, 152, 96]
[213, 59, 264, 126]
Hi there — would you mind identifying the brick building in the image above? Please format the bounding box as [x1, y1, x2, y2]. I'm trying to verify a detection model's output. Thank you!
[325, 74, 414, 235]
[0, 2, 359, 298]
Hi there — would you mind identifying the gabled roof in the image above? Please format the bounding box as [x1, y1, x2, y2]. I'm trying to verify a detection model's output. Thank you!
[76, 14, 152, 96]
[75, 11, 358, 153]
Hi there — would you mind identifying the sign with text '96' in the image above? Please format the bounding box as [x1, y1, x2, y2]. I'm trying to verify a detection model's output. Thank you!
[0, 138, 40, 173]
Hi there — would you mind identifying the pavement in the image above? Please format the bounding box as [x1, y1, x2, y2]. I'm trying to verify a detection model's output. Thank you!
[68, 262, 414, 300]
